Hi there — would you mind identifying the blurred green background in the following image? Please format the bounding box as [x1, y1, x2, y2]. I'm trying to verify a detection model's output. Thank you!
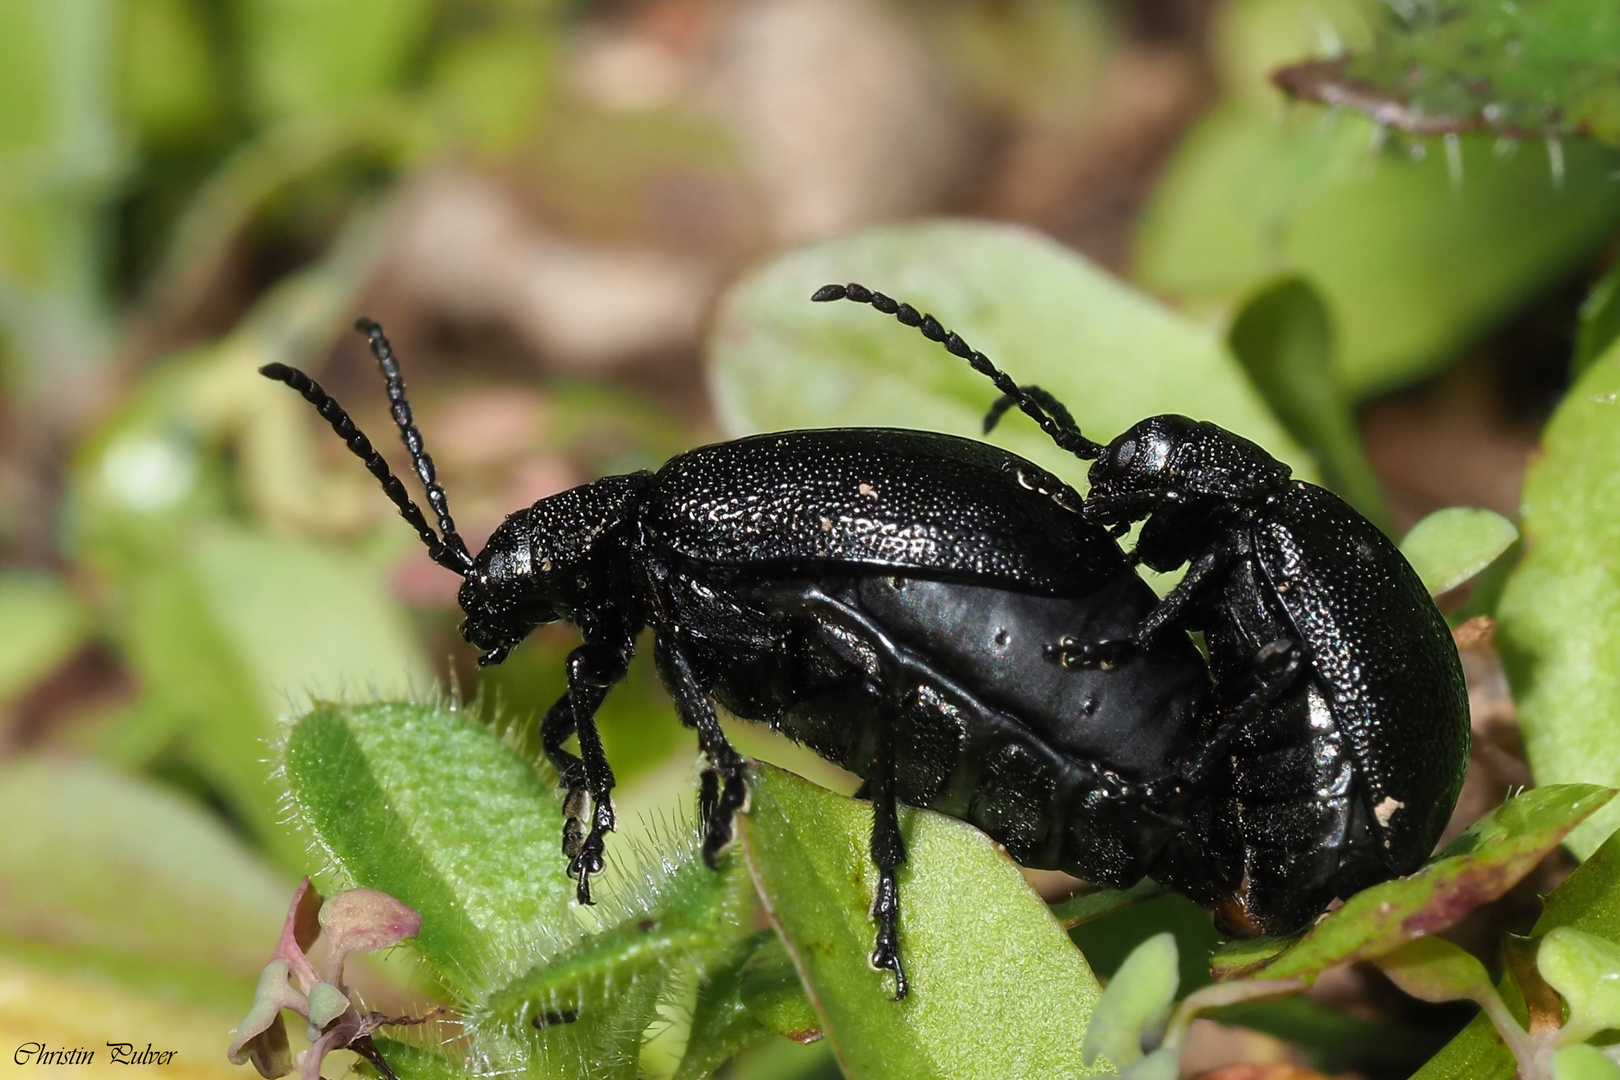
[4, 0, 1619, 1077]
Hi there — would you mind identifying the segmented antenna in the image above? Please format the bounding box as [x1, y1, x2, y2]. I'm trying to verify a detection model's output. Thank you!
[810, 283, 1104, 460]
[259, 361, 475, 574]
[354, 318, 473, 569]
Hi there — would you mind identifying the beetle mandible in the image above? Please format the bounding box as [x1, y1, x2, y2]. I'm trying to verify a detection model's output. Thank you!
[815, 281, 1472, 938]
[261, 317, 1218, 999]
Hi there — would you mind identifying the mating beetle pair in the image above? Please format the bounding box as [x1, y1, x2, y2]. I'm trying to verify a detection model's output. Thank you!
[262, 284, 1468, 999]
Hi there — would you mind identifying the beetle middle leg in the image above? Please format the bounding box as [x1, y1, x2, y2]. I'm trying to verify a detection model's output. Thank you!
[653, 636, 749, 864]
[1139, 637, 1309, 809]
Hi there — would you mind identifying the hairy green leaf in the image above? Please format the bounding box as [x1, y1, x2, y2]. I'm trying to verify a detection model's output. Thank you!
[1136, 108, 1620, 395]
[283, 701, 574, 997]
[674, 931, 780, 1080]
[1274, 0, 1620, 145]
[471, 837, 753, 1080]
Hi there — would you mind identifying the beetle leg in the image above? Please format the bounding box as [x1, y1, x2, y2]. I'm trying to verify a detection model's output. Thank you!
[542, 643, 628, 905]
[867, 707, 909, 1000]
[1143, 638, 1310, 809]
[654, 636, 749, 864]
[539, 692, 588, 861]
[1052, 536, 1240, 669]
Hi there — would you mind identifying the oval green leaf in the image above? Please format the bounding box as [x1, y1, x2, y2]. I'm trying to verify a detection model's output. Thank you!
[739, 762, 1107, 1079]
[711, 220, 1308, 489]
[282, 701, 575, 996]
[1081, 932, 1178, 1070]
[1538, 928, 1620, 1046]
[1399, 507, 1519, 597]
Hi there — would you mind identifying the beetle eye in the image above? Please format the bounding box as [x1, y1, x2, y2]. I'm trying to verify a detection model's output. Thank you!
[1111, 439, 1137, 469]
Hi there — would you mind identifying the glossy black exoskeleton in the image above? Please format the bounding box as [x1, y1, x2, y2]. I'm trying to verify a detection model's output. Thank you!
[817, 281, 1471, 938]
[261, 320, 1213, 999]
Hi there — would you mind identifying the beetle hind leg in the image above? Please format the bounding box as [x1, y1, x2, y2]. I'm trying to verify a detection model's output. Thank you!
[867, 708, 909, 999]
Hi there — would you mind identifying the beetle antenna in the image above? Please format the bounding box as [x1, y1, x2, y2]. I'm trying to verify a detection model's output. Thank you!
[354, 318, 474, 570]
[811, 283, 1104, 460]
[260, 362, 475, 574]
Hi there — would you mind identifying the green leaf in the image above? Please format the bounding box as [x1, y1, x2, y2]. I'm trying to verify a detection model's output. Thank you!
[361, 1039, 469, 1080]
[1417, 825, 1620, 1080]
[0, 571, 89, 706]
[1538, 821, 1620, 938]
[1081, 932, 1178, 1070]
[0, 756, 289, 1006]
[1213, 784, 1613, 982]
[470, 836, 754, 1080]
[1135, 107, 1620, 396]
[0, 0, 122, 392]
[739, 935, 822, 1045]
[1377, 937, 1498, 1006]
[115, 525, 430, 864]
[674, 931, 780, 1080]
[1498, 338, 1620, 858]
[1575, 260, 1620, 379]
[1227, 274, 1387, 523]
[1539, 928, 1620, 1045]
[1553, 1044, 1620, 1080]
[1399, 507, 1520, 597]
[283, 701, 575, 998]
[237, 0, 435, 123]
[739, 762, 1107, 1079]
[1051, 881, 1166, 929]
[1273, 0, 1620, 145]
[712, 221, 1309, 489]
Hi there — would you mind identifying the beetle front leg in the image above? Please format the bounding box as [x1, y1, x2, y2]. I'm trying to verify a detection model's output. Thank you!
[653, 636, 748, 864]
[539, 693, 588, 862]
[542, 642, 629, 905]
[1051, 534, 1241, 668]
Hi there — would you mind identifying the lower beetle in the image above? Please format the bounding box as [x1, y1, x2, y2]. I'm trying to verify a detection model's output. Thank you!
[817, 282, 1471, 937]
[262, 319, 1213, 998]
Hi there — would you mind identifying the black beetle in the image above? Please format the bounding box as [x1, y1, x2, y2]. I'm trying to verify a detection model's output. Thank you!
[261, 318, 1215, 998]
[816, 281, 1471, 937]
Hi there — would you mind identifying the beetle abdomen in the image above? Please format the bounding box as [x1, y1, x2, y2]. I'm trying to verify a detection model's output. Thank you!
[697, 570, 1204, 889]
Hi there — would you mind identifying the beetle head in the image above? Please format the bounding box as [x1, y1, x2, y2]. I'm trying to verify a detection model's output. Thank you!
[1084, 415, 1290, 526]
[262, 320, 647, 669]
[457, 476, 646, 666]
